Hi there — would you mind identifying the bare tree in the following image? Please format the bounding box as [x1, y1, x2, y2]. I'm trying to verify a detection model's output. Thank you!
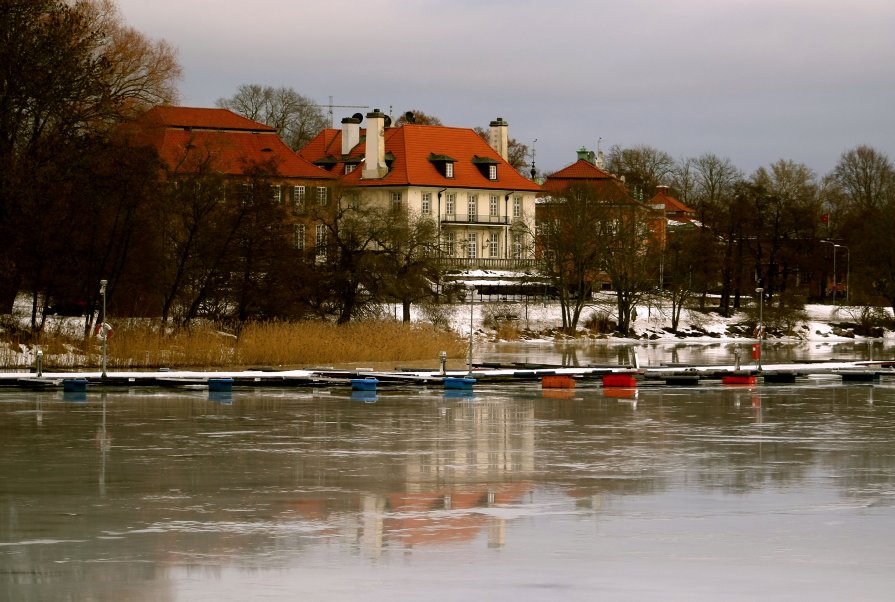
[827, 145, 895, 212]
[394, 109, 443, 126]
[537, 186, 604, 334]
[217, 85, 328, 150]
[373, 207, 440, 322]
[605, 144, 676, 199]
[80, 0, 181, 117]
[0, 0, 181, 316]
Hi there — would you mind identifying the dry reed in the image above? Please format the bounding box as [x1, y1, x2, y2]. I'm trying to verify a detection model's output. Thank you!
[42, 319, 467, 370]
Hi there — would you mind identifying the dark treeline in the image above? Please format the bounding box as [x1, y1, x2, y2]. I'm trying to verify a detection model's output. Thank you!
[604, 146, 895, 320]
[3, 1, 894, 341]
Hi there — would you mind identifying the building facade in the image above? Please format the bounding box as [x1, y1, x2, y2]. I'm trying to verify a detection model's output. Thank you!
[299, 111, 542, 270]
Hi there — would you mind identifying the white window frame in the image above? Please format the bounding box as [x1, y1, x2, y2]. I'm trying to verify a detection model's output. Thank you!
[391, 191, 402, 208]
[446, 193, 455, 215]
[272, 185, 282, 203]
[445, 162, 454, 178]
[345, 164, 356, 174]
[467, 194, 478, 221]
[316, 186, 328, 206]
[513, 233, 523, 259]
[488, 164, 497, 180]
[444, 231, 455, 256]
[315, 224, 327, 257]
[467, 232, 477, 259]
[293, 186, 306, 213]
[489, 195, 499, 217]
[488, 231, 499, 257]
[294, 224, 305, 251]
[513, 195, 522, 218]
[421, 192, 431, 215]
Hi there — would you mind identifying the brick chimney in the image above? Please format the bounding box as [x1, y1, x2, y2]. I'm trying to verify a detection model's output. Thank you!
[362, 109, 388, 179]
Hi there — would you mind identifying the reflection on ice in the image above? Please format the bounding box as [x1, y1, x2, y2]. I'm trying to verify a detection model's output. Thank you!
[2, 380, 895, 600]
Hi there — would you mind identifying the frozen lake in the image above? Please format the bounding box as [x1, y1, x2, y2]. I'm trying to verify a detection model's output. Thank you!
[3, 345, 895, 600]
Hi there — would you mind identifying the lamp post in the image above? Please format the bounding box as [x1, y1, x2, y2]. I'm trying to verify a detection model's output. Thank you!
[99, 279, 108, 378]
[467, 284, 475, 376]
[821, 240, 837, 306]
[755, 287, 764, 371]
[838, 244, 850, 305]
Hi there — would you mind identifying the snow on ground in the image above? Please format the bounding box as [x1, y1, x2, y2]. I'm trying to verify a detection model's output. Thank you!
[425, 295, 895, 343]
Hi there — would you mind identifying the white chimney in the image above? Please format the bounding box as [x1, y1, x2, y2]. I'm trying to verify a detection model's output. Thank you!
[341, 116, 361, 155]
[596, 150, 605, 169]
[489, 117, 509, 161]
[362, 109, 388, 179]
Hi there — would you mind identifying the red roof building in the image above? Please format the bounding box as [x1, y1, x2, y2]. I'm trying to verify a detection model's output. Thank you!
[125, 106, 337, 252]
[299, 111, 541, 269]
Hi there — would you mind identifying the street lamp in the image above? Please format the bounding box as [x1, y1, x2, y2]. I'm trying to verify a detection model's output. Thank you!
[99, 279, 108, 378]
[837, 244, 850, 305]
[755, 287, 764, 371]
[821, 240, 838, 306]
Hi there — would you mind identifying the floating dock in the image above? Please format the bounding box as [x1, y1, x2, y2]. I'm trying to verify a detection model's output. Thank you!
[2, 359, 894, 391]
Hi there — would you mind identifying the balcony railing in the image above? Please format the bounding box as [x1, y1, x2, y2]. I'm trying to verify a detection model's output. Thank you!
[438, 257, 536, 270]
[440, 214, 509, 225]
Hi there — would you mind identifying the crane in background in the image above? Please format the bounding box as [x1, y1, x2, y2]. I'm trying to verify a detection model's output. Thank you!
[314, 96, 369, 128]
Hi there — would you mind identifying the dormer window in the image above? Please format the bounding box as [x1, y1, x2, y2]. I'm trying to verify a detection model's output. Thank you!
[472, 155, 499, 180]
[313, 155, 339, 171]
[428, 153, 457, 178]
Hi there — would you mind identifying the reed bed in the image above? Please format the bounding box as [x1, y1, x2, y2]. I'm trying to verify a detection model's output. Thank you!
[26, 319, 467, 370]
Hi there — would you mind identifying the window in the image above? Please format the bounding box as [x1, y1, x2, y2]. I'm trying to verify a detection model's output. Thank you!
[488, 164, 497, 180]
[488, 232, 499, 257]
[467, 194, 478, 222]
[444, 231, 455, 256]
[391, 191, 402, 208]
[445, 162, 454, 178]
[293, 186, 306, 213]
[345, 164, 356, 174]
[513, 196, 522, 218]
[293, 224, 305, 251]
[489, 195, 499, 217]
[421, 192, 431, 215]
[272, 185, 282, 203]
[315, 224, 327, 257]
[446, 193, 455, 215]
[316, 187, 328, 206]
[513, 233, 523, 259]
[467, 233, 477, 259]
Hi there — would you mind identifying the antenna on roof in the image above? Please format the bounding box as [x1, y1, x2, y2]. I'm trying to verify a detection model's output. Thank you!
[529, 138, 538, 180]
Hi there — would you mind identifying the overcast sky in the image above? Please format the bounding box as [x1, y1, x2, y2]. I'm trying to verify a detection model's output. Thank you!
[114, 0, 895, 178]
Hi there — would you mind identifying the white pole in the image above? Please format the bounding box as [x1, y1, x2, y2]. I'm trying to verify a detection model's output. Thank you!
[755, 287, 764, 371]
[100, 279, 108, 378]
[467, 285, 475, 376]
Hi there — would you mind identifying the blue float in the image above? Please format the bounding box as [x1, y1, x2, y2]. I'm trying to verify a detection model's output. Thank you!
[63, 378, 88, 392]
[444, 376, 476, 390]
[351, 378, 379, 391]
[208, 378, 234, 392]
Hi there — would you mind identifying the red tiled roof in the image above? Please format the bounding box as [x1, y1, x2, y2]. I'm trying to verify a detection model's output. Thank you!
[127, 107, 333, 180]
[546, 159, 614, 181]
[140, 106, 277, 132]
[649, 188, 695, 214]
[300, 124, 541, 191]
